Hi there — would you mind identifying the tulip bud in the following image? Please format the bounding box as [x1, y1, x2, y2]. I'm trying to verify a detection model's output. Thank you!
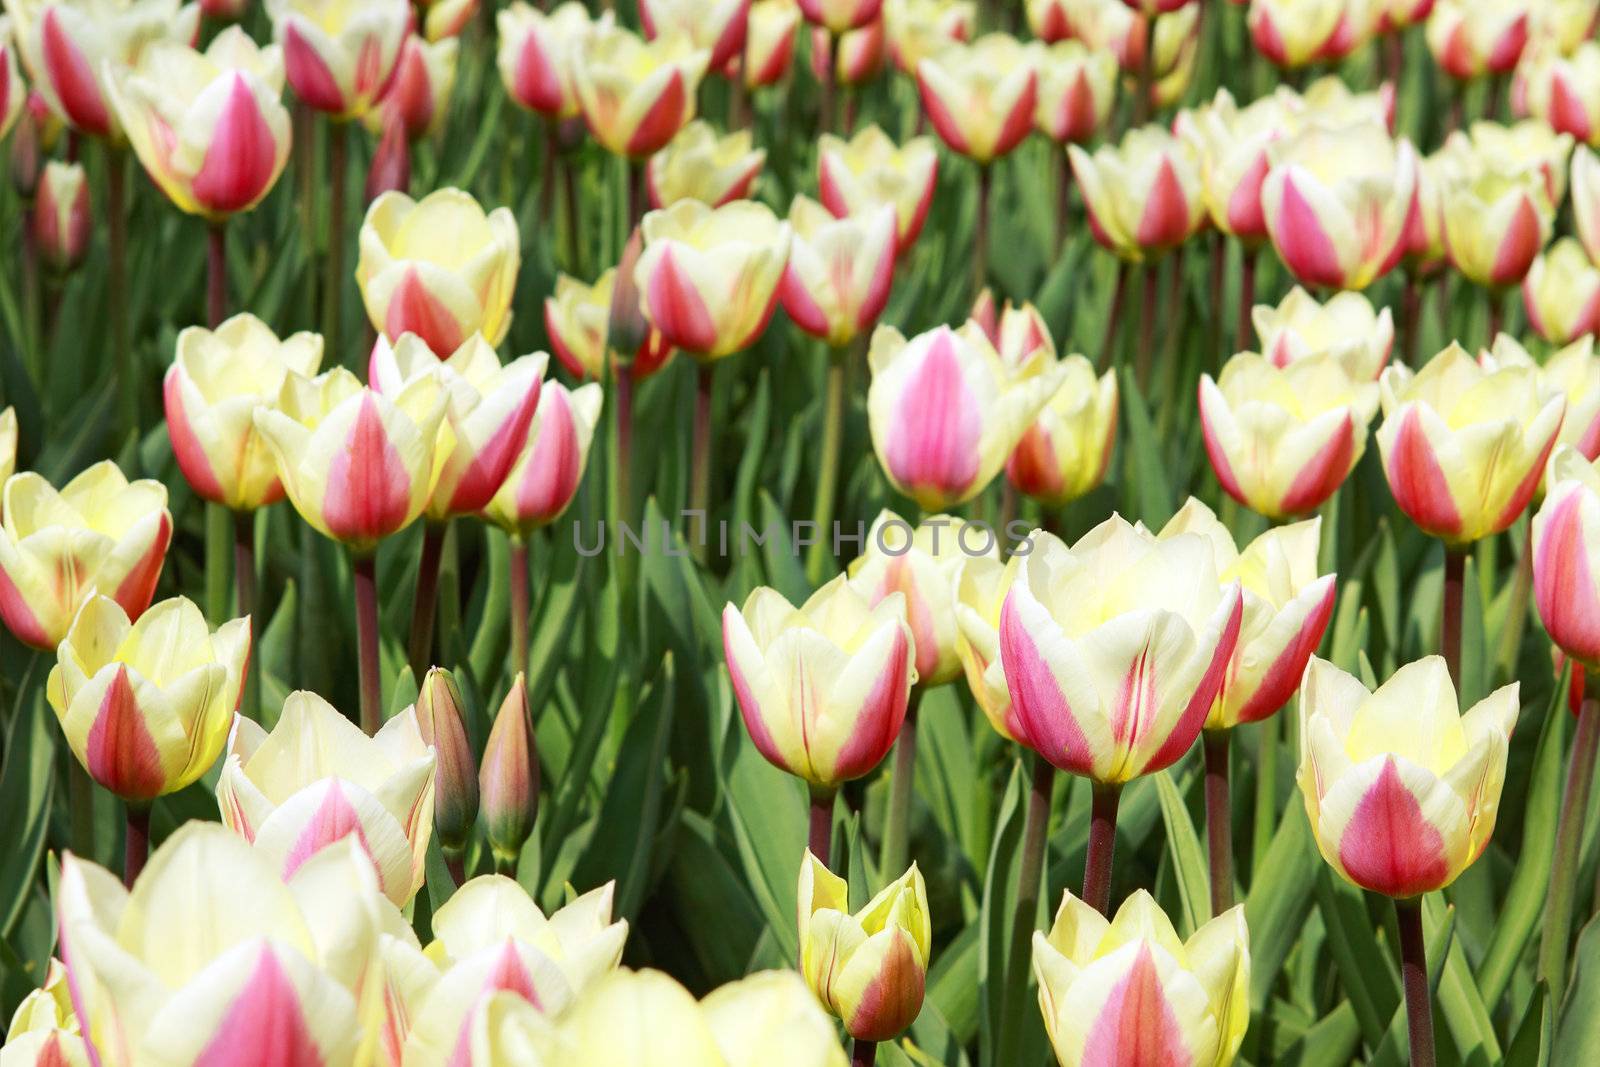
[640, 0, 752, 71]
[817, 125, 939, 254]
[779, 196, 897, 347]
[498, 1, 590, 119]
[482, 381, 605, 535]
[1147, 4, 1202, 108]
[480, 673, 538, 872]
[916, 34, 1037, 164]
[1008, 354, 1119, 508]
[798, 0, 882, 32]
[32, 160, 90, 274]
[4, 958, 90, 1067]
[1299, 656, 1518, 896]
[646, 120, 766, 209]
[0, 16, 24, 143]
[1031, 39, 1117, 145]
[745, 0, 802, 87]
[1534, 446, 1600, 666]
[798, 853, 930, 1041]
[366, 33, 459, 142]
[572, 22, 709, 158]
[1034, 890, 1250, 1067]
[884, 0, 973, 74]
[1426, 0, 1529, 81]
[607, 227, 665, 373]
[267, 0, 410, 119]
[415, 667, 479, 856]
[1525, 238, 1600, 343]
[9, 93, 48, 198]
[365, 111, 412, 202]
[1249, 0, 1373, 69]
[1069, 124, 1206, 263]
[1253, 286, 1394, 377]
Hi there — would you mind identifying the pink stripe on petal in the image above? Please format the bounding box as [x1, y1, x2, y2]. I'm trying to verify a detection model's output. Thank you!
[0, 564, 55, 650]
[446, 380, 542, 514]
[723, 614, 789, 772]
[193, 947, 325, 1067]
[856, 236, 897, 331]
[991, 76, 1038, 160]
[646, 246, 720, 353]
[384, 268, 465, 358]
[323, 395, 414, 544]
[830, 627, 910, 781]
[1550, 72, 1593, 142]
[1147, 592, 1243, 772]
[513, 34, 564, 115]
[1272, 172, 1346, 288]
[900, 160, 937, 251]
[1198, 392, 1247, 508]
[999, 593, 1096, 774]
[779, 263, 832, 339]
[1278, 415, 1355, 516]
[1385, 409, 1461, 538]
[1337, 757, 1450, 897]
[1230, 580, 1337, 725]
[512, 388, 582, 525]
[1226, 152, 1270, 239]
[112, 512, 173, 621]
[916, 73, 970, 157]
[281, 782, 377, 884]
[1486, 15, 1527, 73]
[883, 330, 981, 502]
[164, 370, 227, 504]
[1007, 424, 1064, 502]
[1492, 426, 1558, 532]
[444, 943, 541, 1067]
[1135, 157, 1192, 249]
[1536, 491, 1600, 664]
[283, 24, 346, 113]
[1488, 195, 1543, 286]
[1081, 945, 1193, 1067]
[624, 71, 687, 157]
[844, 932, 925, 1042]
[84, 666, 166, 800]
[1250, 9, 1288, 66]
[192, 75, 280, 216]
[1048, 70, 1100, 143]
[41, 11, 111, 136]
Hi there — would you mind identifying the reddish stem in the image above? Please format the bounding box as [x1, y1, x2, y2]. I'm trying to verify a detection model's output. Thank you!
[1083, 782, 1121, 914]
[124, 804, 151, 888]
[353, 552, 382, 735]
[1203, 730, 1234, 914]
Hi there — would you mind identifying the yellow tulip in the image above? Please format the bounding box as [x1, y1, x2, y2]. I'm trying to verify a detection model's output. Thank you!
[884, 0, 975, 75]
[1069, 124, 1206, 263]
[639, 0, 750, 70]
[483, 381, 606, 535]
[265, 0, 409, 119]
[1524, 41, 1600, 146]
[645, 119, 766, 209]
[1437, 156, 1553, 288]
[798, 852, 931, 1041]
[816, 125, 939, 254]
[745, 0, 802, 88]
[1251, 286, 1393, 378]
[497, 1, 591, 119]
[571, 21, 709, 158]
[1524, 238, 1600, 343]
[1033, 890, 1250, 1067]
[1007, 354, 1118, 508]
[1180, 88, 1290, 242]
[1426, 0, 1530, 82]
[217, 690, 437, 906]
[915, 33, 1038, 164]
[1029, 39, 1116, 145]
[778, 195, 898, 347]
[1248, 0, 1376, 70]
[1299, 656, 1518, 896]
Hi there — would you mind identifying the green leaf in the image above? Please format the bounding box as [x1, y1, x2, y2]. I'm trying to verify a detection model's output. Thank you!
[1505, 983, 1550, 1067]
[1154, 769, 1208, 937]
[1117, 367, 1174, 529]
[0, 665, 51, 938]
[1313, 869, 1401, 1049]
[1554, 915, 1600, 1067]
[977, 762, 1025, 1067]
[1427, 891, 1500, 1062]
[1244, 803, 1317, 1011]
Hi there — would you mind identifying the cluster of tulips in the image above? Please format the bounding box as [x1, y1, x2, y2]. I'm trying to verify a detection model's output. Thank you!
[6, 0, 1600, 1065]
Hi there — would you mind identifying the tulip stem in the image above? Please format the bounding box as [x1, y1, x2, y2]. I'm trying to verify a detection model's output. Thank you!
[234, 510, 259, 721]
[324, 119, 349, 362]
[1235, 245, 1256, 355]
[1486, 288, 1505, 343]
[1099, 262, 1130, 372]
[996, 756, 1054, 1067]
[1395, 897, 1436, 1067]
[850, 1040, 877, 1067]
[1083, 781, 1121, 915]
[445, 850, 467, 887]
[809, 786, 836, 868]
[806, 346, 848, 585]
[973, 163, 991, 305]
[206, 221, 227, 328]
[1402, 272, 1423, 367]
[408, 521, 448, 680]
[1136, 263, 1159, 393]
[69, 761, 94, 858]
[123, 803, 151, 888]
[20, 205, 41, 385]
[510, 536, 530, 678]
[107, 145, 135, 442]
[1441, 547, 1465, 690]
[1202, 730, 1235, 914]
[817, 32, 834, 135]
[691, 364, 714, 563]
[353, 552, 382, 735]
[1539, 693, 1600, 1005]
[880, 693, 920, 880]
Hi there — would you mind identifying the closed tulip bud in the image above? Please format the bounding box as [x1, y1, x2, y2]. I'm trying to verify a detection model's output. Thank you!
[252, 366, 447, 552]
[646, 120, 766, 209]
[820, 18, 885, 86]
[868, 321, 1066, 510]
[572, 22, 709, 158]
[414, 667, 478, 855]
[9, 93, 54, 199]
[364, 110, 410, 201]
[1069, 124, 1206, 263]
[640, 0, 751, 71]
[916, 34, 1037, 164]
[1525, 239, 1600, 343]
[1249, 0, 1374, 69]
[1030, 40, 1116, 145]
[1427, 0, 1528, 80]
[798, 0, 882, 32]
[969, 286, 999, 345]
[0, 17, 24, 142]
[953, 552, 1024, 740]
[1255, 286, 1394, 377]
[7, 0, 198, 140]
[48, 594, 249, 801]
[798, 854, 929, 1041]
[636, 199, 792, 359]
[745, 0, 801, 87]
[1261, 120, 1417, 290]
[1525, 42, 1600, 145]
[1159, 500, 1336, 729]
[1480, 334, 1600, 470]
[779, 196, 897, 347]
[1299, 656, 1517, 896]
[722, 577, 915, 789]
[1200, 351, 1380, 520]
[166, 315, 323, 512]
[0, 462, 171, 650]
[546, 268, 675, 380]
[1573, 145, 1600, 263]
[218, 691, 437, 904]
[357, 188, 521, 356]
[420, 0, 477, 42]
[368, 334, 546, 519]
[480, 674, 537, 871]
[1183, 88, 1290, 242]
[884, 0, 973, 75]
[365, 33, 458, 141]
[4, 959, 91, 1067]
[1008, 355, 1119, 507]
[817, 124, 938, 254]
[1378, 343, 1564, 544]
[606, 227, 670, 375]
[483, 380, 604, 535]
[1438, 163, 1552, 288]
[497, 1, 590, 119]
[849, 510, 986, 689]
[0, 408, 15, 488]
[32, 159, 90, 273]
[993, 299, 1056, 372]
[1534, 445, 1600, 665]
[105, 29, 291, 220]
[999, 516, 1244, 783]
[1033, 890, 1250, 1067]
[266, 0, 409, 119]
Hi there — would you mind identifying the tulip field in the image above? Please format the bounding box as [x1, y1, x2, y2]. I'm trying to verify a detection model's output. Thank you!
[12, 0, 1600, 1064]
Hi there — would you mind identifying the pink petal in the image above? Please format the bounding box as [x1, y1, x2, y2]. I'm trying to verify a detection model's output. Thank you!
[84, 665, 166, 800]
[645, 246, 719, 354]
[1278, 414, 1355, 516]
[111, 513, 173, 621]
[1230, 580, 1337, 725]
[883, 329, 982, 503]
[1337, 757, 1451, 897]
[164, 369, 228, 505]
[192, 75, 280, 215]
[1272, 171, 1346, 288]
[1384, 409, 1462, 539]
[915, 71, 970, 157]
[1487, 194, 1543, 286]
[193, 947, 326, 1067]
[41, 11, 111, 136]
[446, 379, 542, 514]
[384, 268, 465, 357]
[283, 24, 346, 113]
[1081, 945, 1193, 1067]
[830, 627, 910, 780]
[323, 395, 414, 544]
[510, 387, 582, 524]
[624, 70, 687, 157]
[1146, 592, 1243, 772]
[999, 593, 1096, 775]
[1536, 490, 1600, 664]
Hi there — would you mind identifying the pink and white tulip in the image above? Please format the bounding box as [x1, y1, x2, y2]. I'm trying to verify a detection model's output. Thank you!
[265, 0, 409, 120]
[1425, 0, 1528, 81]
[1480, 334, 1600, 472]
[1007, 355, 1120, 508]
[496, 1, 590, 119]
[1525, 238, 1600, 343]
[797, 0, 882, 33]
[32, 159, 90, 273]
[545, 269, 675, 381]
[744, 0, 801, 87]
[1030, 39, 1117, 145]
[883, 0, 973, 74]
[1533, 445, 1600, 666]
[1069, 124, 1206, 262]
[639, 0, 751, 71]
[779, 196, 897, 348]
[572, 20, 709, 158]
[646, 120, 765, 209]
[817, 124, 938, 254]
[482, 380, 605, 536]
[1249, 0, 1375, 69]
[1252, 287, 1393, 378]
[915, 34, 1037, 164]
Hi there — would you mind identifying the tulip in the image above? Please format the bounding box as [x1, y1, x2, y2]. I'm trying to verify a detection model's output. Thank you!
[0, 17, 25, 142]
[1525, 238, 1600, 343]
[915, 34, 1037, 164]
[722, 576, 915, 790]
[480, 673, 538, 874]
[798, 0, 882, 33]
[646, 119, 766, 209]
[1524, 42, 1600, 145]
[1252, 286, 1394, 378]
[1183, 88, 1290, 243]
[1028, 0, 1074, 39]
[817, 124, 938, 254]
[1249, 0, 1375, 69]
[55, 825, 389, 1067]
[1448, 119, 1573, 204]
[867, 321, 1065, 511]
[497, 1, 590, 119]
[1145, 3, 1202, 109]
[545, 269, 675, 380]
[48, 593, 249, 801]
[31, 159, 90, 273]
[640, 0, 750, 71]
[413, 667, 479, 864]
[6, 0, 198, 139]
[1276, 71, 1395, 129]
[1200, 351, 1381, 520]
[798, 853, 930, 1042]
[1299, 655, 1517, 896]
[104, 28, 291, 220]
[779, 196, 897, 347]
[483, 380, 606, 535]
[1069, 124, 1206, 262]
[635, 198, 791, 359]
[817, 18, 885, 86]
[745, 0, 801, 87]
[364, 33, 458, 142]
[1425, 0, 1529, 81]
[1383, 0, 1435, 32]
[357, 188, 520, 356]
[1532, 444, 1600, 662]
[1480, 334, 1600, 468]
[419, 0, 476, 42]
[1377, 342, 1564, 545]
[218, 690, 437, 904]
[265, 0, 409, 119]
[1437, 163, 1552, 289]
[1400, 146, 1448, 274]
[989, 298, 1055, 373]
[883, 0, 973, 75]
[954, 552, 1025, 741]
[4, 959, 90, 1067]
[572, 21, 708, 158]
[1034, 890, 1250, 1067]
[1573, 145, 1600, 264]
[0, 462, 171, 651]
[1030, 40, 1117, 145]
[164, 314, 324, 511]
[1007, 355, 1120, 508]
[1261, 120, 1417, 290]
[404, 877, 629, 1062]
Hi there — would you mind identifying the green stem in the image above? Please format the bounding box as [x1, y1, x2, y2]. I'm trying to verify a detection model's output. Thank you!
[1136, 262, 1159, 393]
[69, 759, 94, 858]
[407, 521, 447, 680]
[1251, 714, 1279, 878]
[324, 119, 348, 362]
[205, 503, 230, 625]
[880, 692, 921, 878]
[510, 536, 530, 678]
[1495, 522, 1534, 683]
[106, 145, 134, 442]
[973, 163, 991, 305]
[850, 1040, 877, 1067]
[1395, 897, 1436, 1067]
[995, 756, 1054, 1067]
[1539, 693, 1600, 1005]
[691, 364, 713, 563]
[1204, 730, 1234, 914]
[352, 552, 382, 735]
[206, 220, 227, 328]
[21, 202, 41, 386]
[1442, 547, 1465, 690]
[234, 510, 259, 721]
[806, 347, 847, 585]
